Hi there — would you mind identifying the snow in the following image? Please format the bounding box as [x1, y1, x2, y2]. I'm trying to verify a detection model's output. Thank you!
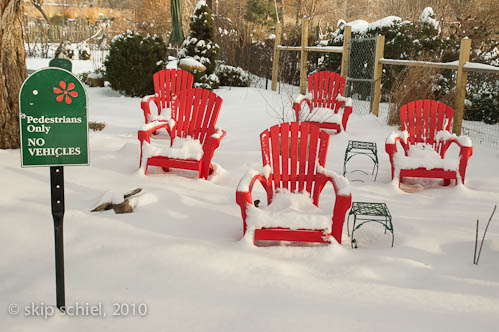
[464, 62, 499, 72]
[420, 7, 439, 30]
[195, 0, 207, 11]
[246, 190, 332, 232]
[386, 130, 409, 144]
[142, 136, 204, 163]
[393, 143, 459, 173]
[316, 165, 350, 195]
[345, 19, 369, 33]
[178, 57, 206, 70]
[298, 107, 343, 124]
[237, 165, 272, 192]
[435, 130, 473, 147]
[2, 59, 499, 332]
[369, 16, 402, 30]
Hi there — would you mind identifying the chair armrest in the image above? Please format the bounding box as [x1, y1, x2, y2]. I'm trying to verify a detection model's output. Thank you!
[436, 130, 473, 156]
[292, 94, 313, 121]
[315, 165, 351, 198]
[140, 94, 161, 124]
[385, 130, 409, 180]
[385, 130, 409, 156]
[315, 166, 352, 244]
[235, 166, 273, 234]
[337, 95, 353, 131]
[202, 128, 227, 154]
[437, 130, 473, 183]
[137, 122, 169, 167]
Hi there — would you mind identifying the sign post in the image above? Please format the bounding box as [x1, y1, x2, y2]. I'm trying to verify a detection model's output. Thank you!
[19, 67, 88, 311]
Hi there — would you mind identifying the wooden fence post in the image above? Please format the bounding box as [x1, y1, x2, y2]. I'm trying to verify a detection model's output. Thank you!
[340, 25, 351, 78]
[371, 34, 385, 117]
[453, 38, 471, 135]
[271, 23, 282, 91]
[299, 17, 309, 95]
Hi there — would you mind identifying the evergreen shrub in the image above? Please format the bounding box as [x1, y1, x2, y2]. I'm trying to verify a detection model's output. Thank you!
[104, 31, 167, 97]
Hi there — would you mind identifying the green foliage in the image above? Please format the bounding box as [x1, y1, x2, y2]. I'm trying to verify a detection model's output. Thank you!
[178, 1, 220, 89]
[244, 0, 279, 26]
[104, 32, 167, 97]
[465, 79, 499, 124]
[320, 19, 443, 96]
[216, 64, 250, 87]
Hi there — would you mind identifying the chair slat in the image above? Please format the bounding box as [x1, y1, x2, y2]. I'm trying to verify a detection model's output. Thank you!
[298, 123, 309, 192]
[407, 102, 416, 144]
[423, 99, 431, 144]
[306, 126, 320, 193]
[280, 122, 290, 189]
[415, 99, 423, 143]
[290, 122, 299, 192]
[270, 125, 281, 189]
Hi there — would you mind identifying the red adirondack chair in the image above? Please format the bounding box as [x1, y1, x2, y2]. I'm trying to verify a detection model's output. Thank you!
[140, 69, 194, 124]
[236, 122, 352, 245]
[138, 88, 226, 179]
[385, 100, 473, 187]
[292, 71, 353, 133]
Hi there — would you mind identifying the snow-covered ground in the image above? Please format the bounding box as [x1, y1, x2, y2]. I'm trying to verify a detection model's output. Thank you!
[1, 59, 498, 331]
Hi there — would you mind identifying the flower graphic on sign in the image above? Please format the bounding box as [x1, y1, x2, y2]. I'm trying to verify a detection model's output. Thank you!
[54, 81, 78, 104]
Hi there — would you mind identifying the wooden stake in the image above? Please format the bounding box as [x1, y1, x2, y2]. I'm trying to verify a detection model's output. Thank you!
[372, 35, 385, 117]
[299, 17, 309, 95]
[271, 24, 282, 91]
[341, 25, 351, 78]
[453, 38, 471, 135]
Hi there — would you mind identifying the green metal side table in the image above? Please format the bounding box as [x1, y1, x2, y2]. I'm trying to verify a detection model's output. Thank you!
[343, 140, 379, 182]
[347, 202, 394, 248]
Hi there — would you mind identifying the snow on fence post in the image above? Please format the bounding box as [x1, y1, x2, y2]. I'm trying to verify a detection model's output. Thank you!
[340, 25, 351, 78]
[299, 17, 309, 95]
[372, 34, 385, 117]
[271, 23, 282, 91]
[454, 38, 471, 135]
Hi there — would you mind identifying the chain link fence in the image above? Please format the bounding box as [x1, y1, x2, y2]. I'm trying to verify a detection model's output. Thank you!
[345, 37, 376, 115]
[462, 71, 499, 148]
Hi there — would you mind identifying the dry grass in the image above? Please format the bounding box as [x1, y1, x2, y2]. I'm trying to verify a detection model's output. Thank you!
[387, 64, 456, 126]
[89, 121, 106, 131]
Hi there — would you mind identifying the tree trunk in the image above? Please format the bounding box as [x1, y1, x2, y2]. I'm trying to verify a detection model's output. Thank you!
[0, 0, 26, 149]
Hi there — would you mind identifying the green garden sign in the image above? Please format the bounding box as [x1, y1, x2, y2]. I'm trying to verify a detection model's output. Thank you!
[19, 67, 88, 167]
[19, 66, 88, 311]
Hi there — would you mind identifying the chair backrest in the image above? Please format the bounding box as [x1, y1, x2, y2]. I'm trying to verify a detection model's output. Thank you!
[153, 69, 194, 109]
[172, 88, 223, 144]
[49, 58, 72, 72]
[260, 122, 330, 195]
[307, 71, 346, 112]
[400, 100, 454, 148]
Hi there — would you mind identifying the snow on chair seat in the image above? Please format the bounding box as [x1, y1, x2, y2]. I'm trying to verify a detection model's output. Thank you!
[246, 190, 333, 233]
[142, 136, 204, 161]
[292, 71, 353, 133]
[393, 143, 459, 171]
[138, 88, 226, 179]
[140, 69, 194, 124]
[235, 122, 352, 246]
[385, 100, 473, 187]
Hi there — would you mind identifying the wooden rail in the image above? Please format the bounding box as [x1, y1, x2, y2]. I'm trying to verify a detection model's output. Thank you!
[271, 19, 351, 94]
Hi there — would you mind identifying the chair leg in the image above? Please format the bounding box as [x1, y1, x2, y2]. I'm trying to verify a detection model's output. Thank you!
[443, 179, 451, 186]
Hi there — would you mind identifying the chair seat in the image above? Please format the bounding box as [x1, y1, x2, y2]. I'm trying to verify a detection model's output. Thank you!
[393, 143, 458, 171]
[245, 190, 331, 232]
[148, 108, 171, 122]
[300, 107, 342, 124]
[143, 136, 204, 161]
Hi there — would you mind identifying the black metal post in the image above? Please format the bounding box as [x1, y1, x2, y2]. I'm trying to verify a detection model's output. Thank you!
[50, 166, 65, 311]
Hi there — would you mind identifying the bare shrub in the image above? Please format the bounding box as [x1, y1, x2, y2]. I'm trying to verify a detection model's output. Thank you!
[387, 64, 455, 126]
